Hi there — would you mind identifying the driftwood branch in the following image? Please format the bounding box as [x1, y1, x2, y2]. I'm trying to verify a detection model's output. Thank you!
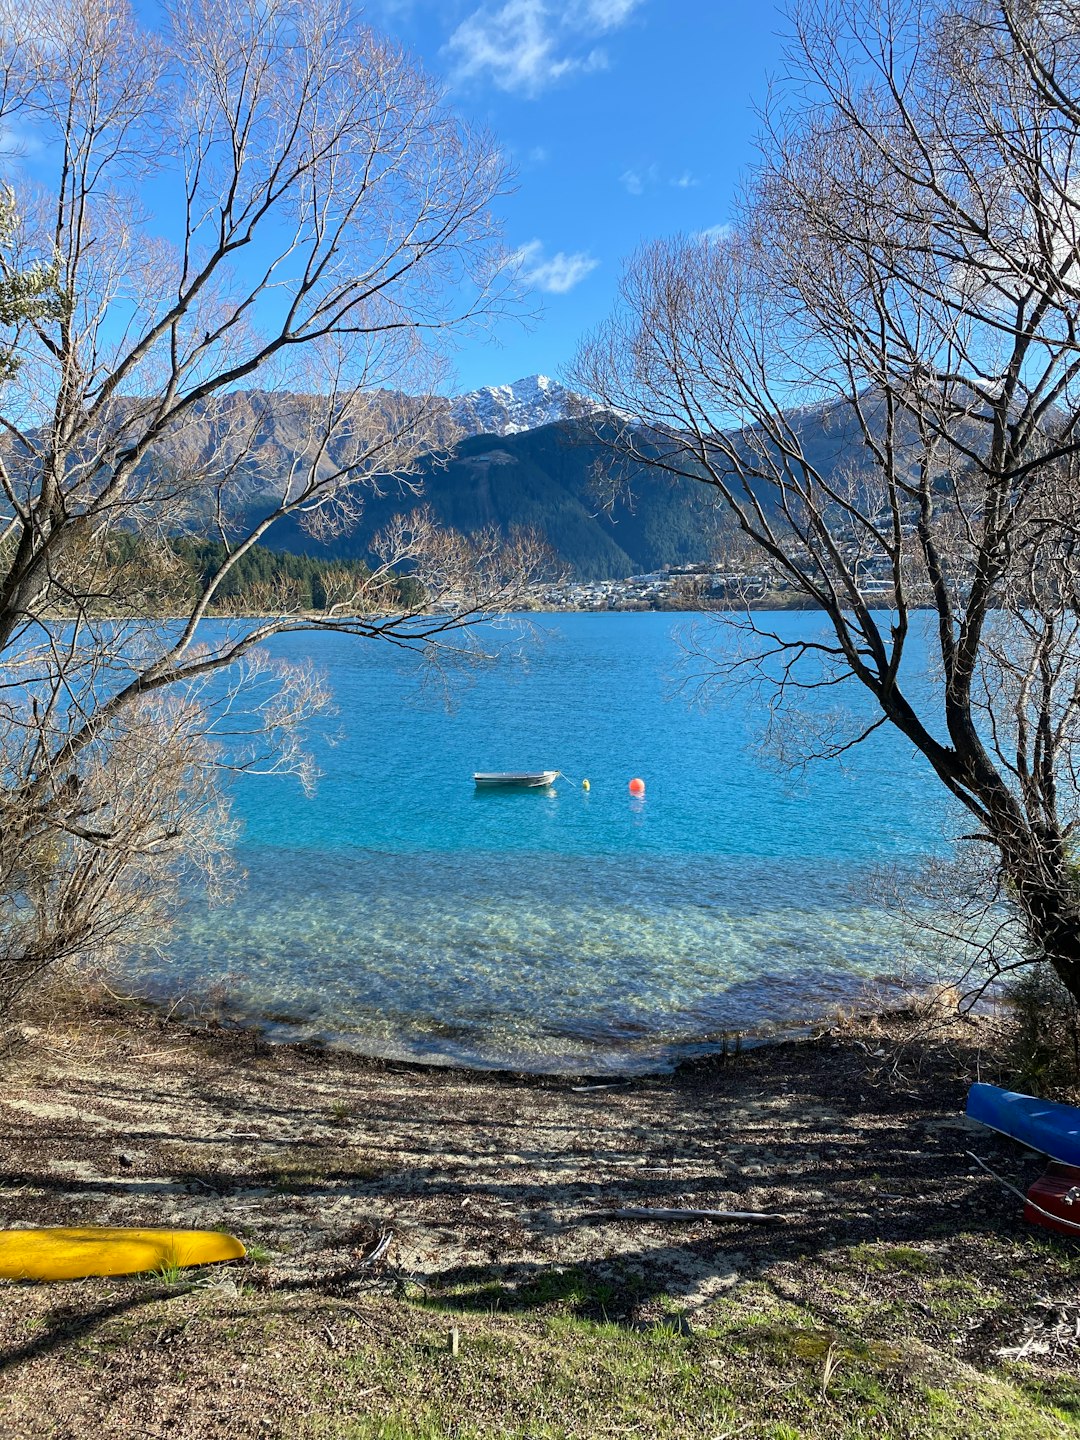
[592, 1206, 788, 1225]
[358, 1230, 394, 1268]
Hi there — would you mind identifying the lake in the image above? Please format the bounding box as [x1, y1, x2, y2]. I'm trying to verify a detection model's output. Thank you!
[127, 610, 957, 1071]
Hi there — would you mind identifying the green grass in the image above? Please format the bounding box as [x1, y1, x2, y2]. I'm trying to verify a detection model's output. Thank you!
[5, 1244, 1077, 1439]
[847, 1243, 938, 1275]
[283, 1234, 1080, 1437]
[417, 1261, 639, 1320]
[147, 1252, 188, 1287]
[296, 1299, 1079, 1439]
[1014, 1374, 1080, 1426]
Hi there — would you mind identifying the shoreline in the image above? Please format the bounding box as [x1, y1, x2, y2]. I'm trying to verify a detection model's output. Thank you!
[117, 972, 936, 1081]
[2, 988, 1077, 1437]
[54, 598, 912, 623]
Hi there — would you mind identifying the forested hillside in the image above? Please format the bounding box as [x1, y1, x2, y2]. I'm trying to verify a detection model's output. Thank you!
[259, 420, 727, 580]
[103, 537, 409, 614]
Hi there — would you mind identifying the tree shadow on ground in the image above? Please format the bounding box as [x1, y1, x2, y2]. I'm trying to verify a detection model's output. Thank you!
[0, 1285, 176, 1376]
[4, 1018, 1077, 1363]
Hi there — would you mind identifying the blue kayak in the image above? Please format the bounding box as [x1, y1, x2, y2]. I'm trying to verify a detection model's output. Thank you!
[966, 1083, 1080, 1166]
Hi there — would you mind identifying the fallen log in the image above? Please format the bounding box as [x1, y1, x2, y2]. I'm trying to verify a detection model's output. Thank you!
[592, 1206, 787, 1225]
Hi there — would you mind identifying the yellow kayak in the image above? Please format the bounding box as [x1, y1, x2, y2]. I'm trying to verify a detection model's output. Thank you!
[0, 1226, 246, 1281]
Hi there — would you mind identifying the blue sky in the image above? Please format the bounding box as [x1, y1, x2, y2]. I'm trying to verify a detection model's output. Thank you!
[8, 0, 786, 400]
[373, 1, 787, 392]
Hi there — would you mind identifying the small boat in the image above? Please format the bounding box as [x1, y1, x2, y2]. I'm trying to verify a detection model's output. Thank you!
[1024, 1160, 1080, 1236]
[473, 771, 560, 788]
[966, 1082, 1080, 1166]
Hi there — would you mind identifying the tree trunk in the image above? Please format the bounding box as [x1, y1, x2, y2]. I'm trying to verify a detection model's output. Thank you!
[999, 837, 1080, 1004]
[1022, 907, 1080, 1006]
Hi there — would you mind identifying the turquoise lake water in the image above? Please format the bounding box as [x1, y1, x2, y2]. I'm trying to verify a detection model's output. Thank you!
[130, 611, 956, 1072]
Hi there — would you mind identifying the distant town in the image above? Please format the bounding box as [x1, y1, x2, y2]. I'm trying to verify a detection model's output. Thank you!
[528, 561, 897, 611]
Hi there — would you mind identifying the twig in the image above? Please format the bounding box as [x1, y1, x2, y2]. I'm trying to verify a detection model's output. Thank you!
[358, 1230, 394, 1267]
[182, 1175, 218, 1192]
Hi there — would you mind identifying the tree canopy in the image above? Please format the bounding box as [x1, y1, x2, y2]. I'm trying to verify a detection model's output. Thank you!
[0, 0, 540, 1024]
[578, 0, 1080, 1005]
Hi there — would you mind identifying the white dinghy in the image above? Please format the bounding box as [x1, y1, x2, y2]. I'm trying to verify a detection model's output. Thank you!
[473, 771, 560, 789]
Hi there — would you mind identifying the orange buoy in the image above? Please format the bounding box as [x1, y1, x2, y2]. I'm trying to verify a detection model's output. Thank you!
[628, 777, 645, 796]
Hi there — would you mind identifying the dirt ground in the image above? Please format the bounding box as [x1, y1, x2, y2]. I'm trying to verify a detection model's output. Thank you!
[0, 997, 1078, 1438]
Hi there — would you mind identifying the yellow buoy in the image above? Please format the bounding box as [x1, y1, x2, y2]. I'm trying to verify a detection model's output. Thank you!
[0, 1226, 246, 1282]
[582, 778, 590, 790]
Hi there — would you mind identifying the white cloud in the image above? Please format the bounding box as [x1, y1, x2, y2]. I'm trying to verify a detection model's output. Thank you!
[528, 145, 550, 164]
[515, 239, 599, 294]
[621, 164, 699, 196]
[446, 0, 642, 97]
[621, 164, 658, 195]
[696, 222, 732, 242]
[577, 0, 640, 23]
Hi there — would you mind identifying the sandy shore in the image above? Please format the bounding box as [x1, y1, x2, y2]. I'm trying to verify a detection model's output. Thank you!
[1, 998, 988, 1296]
[0, 995, 1077, 1437]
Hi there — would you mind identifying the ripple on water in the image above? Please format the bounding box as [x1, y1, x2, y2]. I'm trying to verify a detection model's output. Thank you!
[129, 847, 935, 1072]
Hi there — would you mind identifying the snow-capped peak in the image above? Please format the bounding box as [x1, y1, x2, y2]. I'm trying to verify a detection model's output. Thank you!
[450, 374, 596, 437]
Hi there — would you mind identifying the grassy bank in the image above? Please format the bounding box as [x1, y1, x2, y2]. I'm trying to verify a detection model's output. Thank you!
[0, 995, 1077, 1438]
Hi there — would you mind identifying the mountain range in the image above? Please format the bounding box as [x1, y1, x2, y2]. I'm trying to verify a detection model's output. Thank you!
[258, 415, 727, 582]
[0, 372, 1010, 586]
[215, 374, 730, 580]
[450, 374, 593, 437]
[11, 374, 932, 582]
[247, 376, 915, 581]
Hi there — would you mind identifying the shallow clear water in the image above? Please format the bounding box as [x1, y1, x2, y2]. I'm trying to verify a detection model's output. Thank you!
[128, 611, 955, 1071]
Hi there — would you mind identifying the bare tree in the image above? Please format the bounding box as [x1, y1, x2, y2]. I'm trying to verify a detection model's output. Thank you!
[0, 0, 544, 1023]
[577, 0, 1080, 1004]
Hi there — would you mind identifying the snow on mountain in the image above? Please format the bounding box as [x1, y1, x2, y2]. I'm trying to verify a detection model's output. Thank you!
[450, 374, 597, 437]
